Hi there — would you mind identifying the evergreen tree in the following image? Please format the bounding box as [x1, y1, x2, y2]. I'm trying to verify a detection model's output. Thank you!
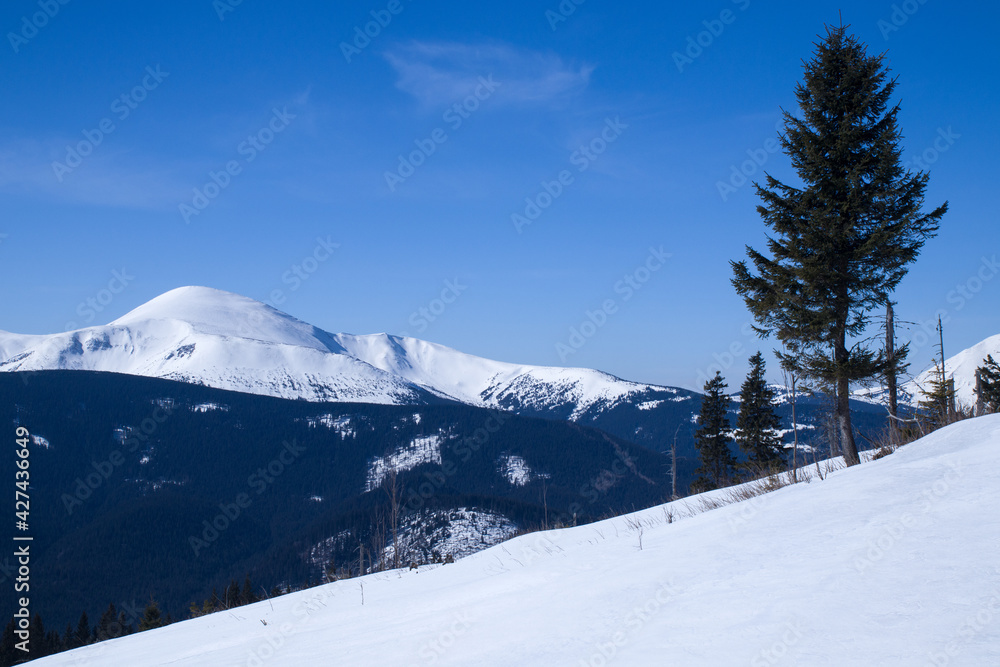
[976, 355, 1000, 414]
[919, 360, 956, 428]
[731, 24, 947, 466]
[201, 597, 216, 616]
[116, 611, 133, 637]
[75, 611, 92, 648]
[63, 621, 75, 650]
[692, 372, 736, 492]
[736, 352, 784, 470]
[209, 587, 221, 612]
[240, 575, 258, 606]
[138, 599, 164, 632]
[224, 579, 240, 609]
[97, 602, 120, 641]
[45, 629, 61, 656]
[1, 618, 16, 665]
[28, 613, 50, 660]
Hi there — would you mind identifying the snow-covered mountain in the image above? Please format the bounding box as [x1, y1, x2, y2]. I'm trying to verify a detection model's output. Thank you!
[332, 331, 666, 419]
[31, 414, 1000, 666]
[0, 286, 665, 416]
[906, 332, 1000, 409]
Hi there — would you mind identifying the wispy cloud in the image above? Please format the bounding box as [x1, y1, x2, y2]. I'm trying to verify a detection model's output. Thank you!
[0, 138, 189, 209]
[384, 41, 593, 108]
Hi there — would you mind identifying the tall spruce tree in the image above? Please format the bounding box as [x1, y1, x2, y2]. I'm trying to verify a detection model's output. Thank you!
[692, 372, 736, 492]
[731, 24, 946, 466]
[736, 352, 784, 470]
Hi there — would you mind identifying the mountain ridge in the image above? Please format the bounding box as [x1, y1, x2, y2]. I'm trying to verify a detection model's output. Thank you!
[0, 286, 667, 416]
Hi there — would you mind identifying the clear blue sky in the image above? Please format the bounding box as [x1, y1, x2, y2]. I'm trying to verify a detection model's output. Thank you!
[1, 0, 997, 391]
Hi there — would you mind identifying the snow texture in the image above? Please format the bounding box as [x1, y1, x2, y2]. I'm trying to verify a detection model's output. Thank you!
[498, 454, 532, 486]
[34, 414, 1000, 666]
[303, 414, 355, 439]
[190, 402, 228, 413]
[365, 434, 444, 492]
[383, 508, 519, 565]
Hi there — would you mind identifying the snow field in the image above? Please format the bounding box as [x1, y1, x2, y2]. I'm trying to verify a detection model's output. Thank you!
[33, 415, 1000, 666]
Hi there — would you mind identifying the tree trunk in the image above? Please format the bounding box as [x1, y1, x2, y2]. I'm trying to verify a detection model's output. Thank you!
[886, 302, 898, 443]
[670, 426, 678, 500]
[790, 372, 798, 482]
[835, 338, 860, 466]
[976, 369, 984, 416]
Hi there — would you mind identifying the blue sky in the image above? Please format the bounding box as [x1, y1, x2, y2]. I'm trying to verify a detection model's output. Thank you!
[1, 0, 997, 391]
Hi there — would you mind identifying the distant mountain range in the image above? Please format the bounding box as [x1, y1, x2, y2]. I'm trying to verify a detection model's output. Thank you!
[3, 285, 947, 481]
[0, 286, 669, 416]
[5, 286, 994, 633]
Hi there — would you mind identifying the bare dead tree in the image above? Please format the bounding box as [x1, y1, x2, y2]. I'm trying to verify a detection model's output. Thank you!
[384, 464, 402, 569]
[781, 364, 800, 483]
[670, 424, 680, 500]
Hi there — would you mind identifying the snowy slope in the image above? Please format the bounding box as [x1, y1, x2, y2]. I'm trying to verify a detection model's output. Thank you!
[334, 332, 662, 418]
[33, 415, 1000, 666]
[907, 332, 1000, 409]
[0, 286, 664, 414]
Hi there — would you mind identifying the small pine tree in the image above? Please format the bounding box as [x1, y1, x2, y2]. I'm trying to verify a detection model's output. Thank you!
[736, 352, 784, 471]
[75, 611, 92, 648]
[116, 610, 133, 636]
[240, 575, 258, 606]
[202, 597, 216, 615]
[138, 599, 164, 632]
[919, 360, 956, 428]
[29, 613, 50, 659]
[1, 618, 17, 665]
[224, 579, 240, 609]
[97, 602, 120, 641]
[692, 372, 736, 492]
[976, 354, 1000, 414]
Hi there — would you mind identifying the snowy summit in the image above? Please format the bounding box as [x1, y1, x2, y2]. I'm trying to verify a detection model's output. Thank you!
[0, 286, 664, 414]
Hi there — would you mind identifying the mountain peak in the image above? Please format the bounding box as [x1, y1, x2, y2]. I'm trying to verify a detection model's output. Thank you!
[111, 286, 344, 353]
[2, 286, 668, 412]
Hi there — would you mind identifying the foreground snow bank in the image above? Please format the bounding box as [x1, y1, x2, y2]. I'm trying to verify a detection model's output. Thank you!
[36, 415, 1000, 666]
